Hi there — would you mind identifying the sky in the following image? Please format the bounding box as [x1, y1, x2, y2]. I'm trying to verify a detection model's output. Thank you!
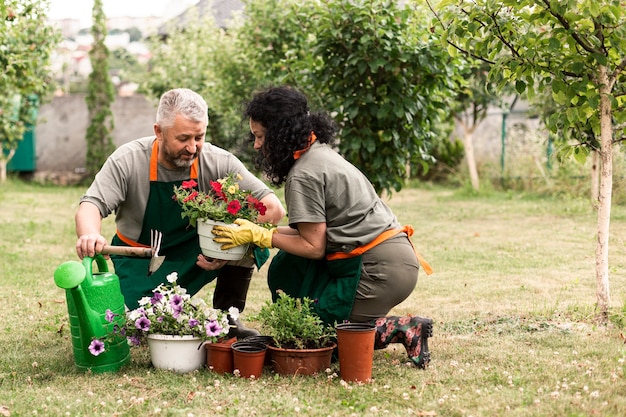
[47, 0, 200, 25]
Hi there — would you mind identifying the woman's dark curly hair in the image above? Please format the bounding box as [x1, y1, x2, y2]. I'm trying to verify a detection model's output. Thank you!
[244, 86, 337, 186]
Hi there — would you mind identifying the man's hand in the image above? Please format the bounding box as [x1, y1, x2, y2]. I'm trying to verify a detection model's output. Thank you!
[212, 219, 275, 250]
[75, 233, 108, 259]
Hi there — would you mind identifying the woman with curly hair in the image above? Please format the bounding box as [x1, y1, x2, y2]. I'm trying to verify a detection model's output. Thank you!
[212, 86, 433, 368]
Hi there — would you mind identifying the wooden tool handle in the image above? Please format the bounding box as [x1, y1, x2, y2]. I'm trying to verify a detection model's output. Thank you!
[101, 245, 153, 257]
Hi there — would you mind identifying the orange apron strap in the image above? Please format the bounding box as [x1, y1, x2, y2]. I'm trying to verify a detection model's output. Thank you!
[115, 229, 150, 248]
[326, 225, 433, 275]
[149, 139, 199, 181]
[404, 226, 433, 275]
[150, 140, 159, 181]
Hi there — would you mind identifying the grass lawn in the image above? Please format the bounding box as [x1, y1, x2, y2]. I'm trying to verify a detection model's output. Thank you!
[1, 178, 626, 416]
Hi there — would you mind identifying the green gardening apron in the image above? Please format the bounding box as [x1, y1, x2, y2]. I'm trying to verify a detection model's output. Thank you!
[267, 250, 362, 326]
[110, 140, 220, 309]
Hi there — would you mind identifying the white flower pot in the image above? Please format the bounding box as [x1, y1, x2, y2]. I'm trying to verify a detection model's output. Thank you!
[197, 219, 249, 261]
[147, 334, 206, 373]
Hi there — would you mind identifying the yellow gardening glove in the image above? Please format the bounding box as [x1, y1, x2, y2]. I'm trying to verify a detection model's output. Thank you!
[212, 218, 276, 250]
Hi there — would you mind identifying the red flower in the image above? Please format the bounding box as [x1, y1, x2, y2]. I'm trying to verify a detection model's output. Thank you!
[183, 191, 198, 203]
[247, 195, 267, 215]
[210, 181, 226, 201]
[182, 179, 198, 189]
[255, 202, 266, 215]
[227, 200, 241, 215]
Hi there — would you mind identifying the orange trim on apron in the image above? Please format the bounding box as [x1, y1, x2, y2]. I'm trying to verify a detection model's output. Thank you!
[117, 139, 200, 247]
[326, 225, 433, 275]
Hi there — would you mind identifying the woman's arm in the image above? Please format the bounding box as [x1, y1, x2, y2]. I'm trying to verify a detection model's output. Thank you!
[272, 222, 326, 260]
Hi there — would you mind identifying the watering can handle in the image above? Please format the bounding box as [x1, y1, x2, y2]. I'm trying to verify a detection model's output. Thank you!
[82, 254, 109, 284]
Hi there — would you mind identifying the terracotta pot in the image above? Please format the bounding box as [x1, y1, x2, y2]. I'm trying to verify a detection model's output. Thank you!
[336, 322, 376, 382]
[232, 341, 266, 378]
[243, 335, 275, 366]
[267, 343, 336, 376]
[205, 337, 237, 374]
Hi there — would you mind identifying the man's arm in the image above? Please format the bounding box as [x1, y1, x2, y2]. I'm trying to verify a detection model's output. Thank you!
[75, 201, 107, 259]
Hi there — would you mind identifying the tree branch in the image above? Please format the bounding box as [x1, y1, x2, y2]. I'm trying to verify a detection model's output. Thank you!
[539, 0, 602, 55]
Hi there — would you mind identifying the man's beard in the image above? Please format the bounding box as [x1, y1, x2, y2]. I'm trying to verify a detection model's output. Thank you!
[164, 147, 197, 168]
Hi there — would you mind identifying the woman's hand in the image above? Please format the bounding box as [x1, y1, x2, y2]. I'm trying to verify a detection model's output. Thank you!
[212, 219, 276, 249]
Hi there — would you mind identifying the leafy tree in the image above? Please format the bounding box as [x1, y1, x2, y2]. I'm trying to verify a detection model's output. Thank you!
[85, 0, 115, 178]
[433, 0, 626, 319]
[0, 0, 60, 182]
[291, 0, 456, 194]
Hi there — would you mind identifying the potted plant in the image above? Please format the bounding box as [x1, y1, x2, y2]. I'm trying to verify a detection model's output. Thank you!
[252, 290, 337, 376]
[172, 172, 271, 260]
[93, 272, 236, 373]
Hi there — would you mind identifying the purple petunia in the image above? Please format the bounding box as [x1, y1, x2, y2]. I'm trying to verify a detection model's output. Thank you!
[135, 316, 151, 331]
[205, 320, 223, 337]
[188, 318, 199, 328]
[127, 335, 142, 347]
[104, 309, 116, 323]
[170, 295, 184, 318]
[151, 292, 164, 305]
[88, 339, 105, 356]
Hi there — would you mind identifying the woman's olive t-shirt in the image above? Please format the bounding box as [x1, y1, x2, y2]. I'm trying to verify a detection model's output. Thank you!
[285, 142, 400, 253]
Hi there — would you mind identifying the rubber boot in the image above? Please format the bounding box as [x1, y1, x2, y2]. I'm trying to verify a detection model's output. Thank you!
[213, 265, 261, 340]
[371, 315, 433, 369]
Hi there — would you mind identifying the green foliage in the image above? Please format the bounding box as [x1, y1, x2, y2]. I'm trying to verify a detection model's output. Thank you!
[85, 0, 115, 178]
[436, 0, 626, 154]
[252, 291, 336, 349]
[0, 0, 60, 173]
[292, 0, 455, 194]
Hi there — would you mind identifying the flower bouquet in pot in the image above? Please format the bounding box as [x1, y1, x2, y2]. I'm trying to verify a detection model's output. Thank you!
[172, 172, 271, 260]
[91, 272, 236, 373]
[251, 290, 337, 376]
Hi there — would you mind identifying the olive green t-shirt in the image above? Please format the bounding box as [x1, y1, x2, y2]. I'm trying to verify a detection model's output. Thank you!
[285, 142, 400, 253]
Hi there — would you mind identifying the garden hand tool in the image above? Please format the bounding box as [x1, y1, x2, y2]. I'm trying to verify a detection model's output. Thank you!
[100, 229, 165, 275]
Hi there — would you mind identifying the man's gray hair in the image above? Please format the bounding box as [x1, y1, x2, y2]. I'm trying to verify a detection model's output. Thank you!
[156, 88, 209, 129]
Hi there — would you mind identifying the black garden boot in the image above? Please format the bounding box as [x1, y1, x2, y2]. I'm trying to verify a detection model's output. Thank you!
[370, 315, 433, 369]
[213, 265, 261, 340]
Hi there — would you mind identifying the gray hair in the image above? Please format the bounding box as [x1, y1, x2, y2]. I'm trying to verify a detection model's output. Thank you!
[155, 88, 209, 129]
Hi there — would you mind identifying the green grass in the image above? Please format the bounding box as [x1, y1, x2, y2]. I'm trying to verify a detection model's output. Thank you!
[1, 178, 626, 416]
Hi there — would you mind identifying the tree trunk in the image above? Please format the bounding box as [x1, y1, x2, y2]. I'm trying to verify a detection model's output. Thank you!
[590, 150, 600, 207]
[459, 123, 479, 191]
[0, 160, 6, 183]
[595, 65, 612, 320]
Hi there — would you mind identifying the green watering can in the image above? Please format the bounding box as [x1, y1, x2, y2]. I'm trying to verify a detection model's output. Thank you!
[53, 255, 130, 373]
